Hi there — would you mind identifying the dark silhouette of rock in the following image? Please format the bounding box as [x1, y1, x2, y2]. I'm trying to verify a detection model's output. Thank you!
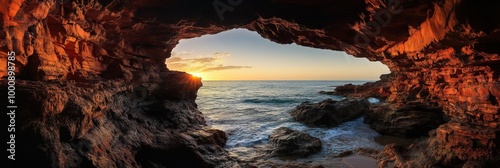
[290, 98, 370, 127]
[1, 72, 239, 168]
[364, 102, 445, 138]
[333, 83, 357, 95]
[269, 127, 322, 157]
[318, 91, 336, 95]
[376, 130, 500, 168]
[333, 74, 392, 99]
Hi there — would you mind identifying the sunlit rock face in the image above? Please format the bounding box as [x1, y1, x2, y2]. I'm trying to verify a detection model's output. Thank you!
[1, 0, 499, 167]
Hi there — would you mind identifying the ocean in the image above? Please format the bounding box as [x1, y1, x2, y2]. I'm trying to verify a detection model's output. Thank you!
[196, 80, 384, 160]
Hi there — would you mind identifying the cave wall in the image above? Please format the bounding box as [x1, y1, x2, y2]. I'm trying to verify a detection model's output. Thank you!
[1, 0, 499, 167]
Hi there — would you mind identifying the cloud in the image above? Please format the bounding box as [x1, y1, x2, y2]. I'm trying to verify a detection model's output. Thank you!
[167, 57, 183, 62]
[187, 57, 218, 63]
[166, 52, 251, 72]
[201, 65, 252, 72]
[167, 56, 218, 64]
[167, 62, 188, 70]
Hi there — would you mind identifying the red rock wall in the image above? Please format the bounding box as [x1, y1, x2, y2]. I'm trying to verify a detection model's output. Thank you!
[1, 0, 499, 167]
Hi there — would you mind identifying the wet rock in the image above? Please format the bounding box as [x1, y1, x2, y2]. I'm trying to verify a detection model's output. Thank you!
[318, 90, 336, 95]
[290, 98, 370, 127]
[333, 148, 379, 159]
[255, 161, 325, 168]
[353, 148, 380, 158]
[334, 151, 354, 158]
[333, 83, 357, 95]
[376, 143, 414, 168]
[364, 102, 445, 138]
[269, 127, 322, 157]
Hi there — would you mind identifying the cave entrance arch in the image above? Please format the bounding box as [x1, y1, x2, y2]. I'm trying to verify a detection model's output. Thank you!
[167, 29, 390, 80]
[166, 28, 391, 159]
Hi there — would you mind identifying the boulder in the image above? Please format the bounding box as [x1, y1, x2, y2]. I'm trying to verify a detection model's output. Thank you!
[364, 102, 444, 138]
[318, 90, 336, 95]
[289, 98, 370, 127]
[333, 83, 357, 95]
[269, 127, 322, 157]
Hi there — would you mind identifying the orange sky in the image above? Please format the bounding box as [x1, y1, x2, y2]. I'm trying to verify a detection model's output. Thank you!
[167, 29, 390, 80]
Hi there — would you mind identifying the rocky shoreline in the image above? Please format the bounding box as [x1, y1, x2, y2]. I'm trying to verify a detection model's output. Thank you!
[257, 73, 498, 168]
[222, 76, 424, 167]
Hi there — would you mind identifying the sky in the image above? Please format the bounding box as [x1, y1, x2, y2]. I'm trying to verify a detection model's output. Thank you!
[166, 29, 390, 80]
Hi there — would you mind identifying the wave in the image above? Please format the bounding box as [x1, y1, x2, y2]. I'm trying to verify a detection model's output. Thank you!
[242, 98, 300, 104]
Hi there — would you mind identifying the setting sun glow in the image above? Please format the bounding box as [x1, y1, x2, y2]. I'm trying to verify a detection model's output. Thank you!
[167, 29, 390, 81]
[190, 72, 203, 78]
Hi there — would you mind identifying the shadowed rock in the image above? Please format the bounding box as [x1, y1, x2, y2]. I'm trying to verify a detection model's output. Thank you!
[333, 74, 392, 99]
[290, 98, 370, 127]
[376, 129, 500, 168]
[269, 127, 322, 157]
[364, 102, 445, 138]
[318, 90, 336, 95]
[0, 72, 239, 168]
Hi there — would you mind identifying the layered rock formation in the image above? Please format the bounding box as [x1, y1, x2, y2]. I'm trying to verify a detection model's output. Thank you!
[1, 0, 499, 167]
[2, 71, 240, 167]
[365, 102, 445, 137]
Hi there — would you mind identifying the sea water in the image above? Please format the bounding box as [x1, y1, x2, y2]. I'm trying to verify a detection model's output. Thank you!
[197, 81, 383, 159]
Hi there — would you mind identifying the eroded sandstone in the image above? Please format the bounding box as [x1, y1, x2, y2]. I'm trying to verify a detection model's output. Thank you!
[1, 0, 499, 167]
[365, 102, 445, 138]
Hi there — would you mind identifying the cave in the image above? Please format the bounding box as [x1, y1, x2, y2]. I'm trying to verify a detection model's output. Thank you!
[1, 0, 499, 167]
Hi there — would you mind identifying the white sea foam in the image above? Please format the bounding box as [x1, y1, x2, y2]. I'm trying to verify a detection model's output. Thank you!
[198, 81, 382, 158]
[368, 97, 380, 104]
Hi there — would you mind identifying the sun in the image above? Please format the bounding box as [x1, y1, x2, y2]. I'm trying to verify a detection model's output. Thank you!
[189, 72, 203, 78]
